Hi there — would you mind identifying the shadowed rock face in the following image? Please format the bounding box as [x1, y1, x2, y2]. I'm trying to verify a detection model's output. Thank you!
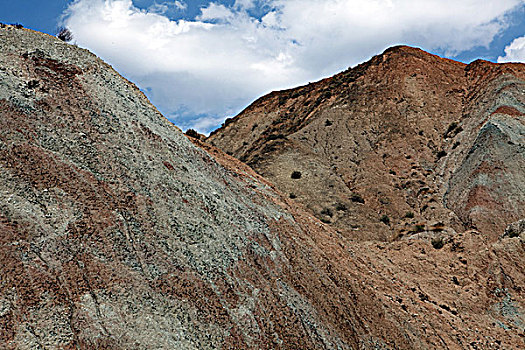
[1, 26, 525, 349]
[208, 46, 525, 242]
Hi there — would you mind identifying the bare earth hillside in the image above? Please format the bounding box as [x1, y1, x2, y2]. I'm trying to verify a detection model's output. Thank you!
[209, 46, 525, 243]
[1, 26, 524, 349]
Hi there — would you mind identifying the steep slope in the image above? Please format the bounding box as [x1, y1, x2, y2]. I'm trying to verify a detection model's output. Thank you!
[1, 26, 525, 349]
[208, 46, 525, 242]
[0, 25, 358, 349]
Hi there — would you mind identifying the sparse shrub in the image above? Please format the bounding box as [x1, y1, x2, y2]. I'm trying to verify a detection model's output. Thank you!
[350, 193, 364, 204]
[431, 237, 444, 249]
[508, 230, 520, 238]
[336, 203, 347, 211]
[289, 193, 297, 199]
[321, 208, 333, 217]
[444, 122, 458, 138]
[444, 122, 463, 138]
[14, 23, 24, 29]
[404, 211, 415, 219]
[380, 215, 390, 225]
[185, 129, 200, 139]
[437, 150, 447, 159]
[414, 224, 425, 233]
[56, 27, 73, 42]
[27, 80, 39, 89]
[291, 171, 302, 179]
[221, 117, 234, 128]
[325, 119, 333, 126]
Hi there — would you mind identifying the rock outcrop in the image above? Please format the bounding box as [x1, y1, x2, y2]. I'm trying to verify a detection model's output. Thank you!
[1, 26, 525, 349]
[208, 46, 525, 243]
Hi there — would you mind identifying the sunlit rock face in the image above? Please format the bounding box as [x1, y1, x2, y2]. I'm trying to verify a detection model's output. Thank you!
[209, 46, 525, 243]
[0, 25, 356, 349]
[1, 26, 525, 349]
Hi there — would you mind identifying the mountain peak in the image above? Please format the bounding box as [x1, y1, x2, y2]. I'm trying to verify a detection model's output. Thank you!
[209, 44, 524, 242]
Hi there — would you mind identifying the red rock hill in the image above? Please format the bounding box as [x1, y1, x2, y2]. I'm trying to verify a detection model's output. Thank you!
[209, 46, 525, 243]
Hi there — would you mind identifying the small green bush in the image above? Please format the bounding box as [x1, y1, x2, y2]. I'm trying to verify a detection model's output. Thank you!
[415, 224, 425, 233]
[336, 203, 347, 211]
[185, 129, 200, 139]
[380, 215, 390, 225]
[404, 211, 415, 219]
[431, 237, 444, 249]
[291, 171, 302, 179]
[444, 122, 458, 138]
[321, 208, 333, 217]
[221, 117, 233, 127]
[437, 150, 447, 159]
[350, 193, 364, 204]
[56, 27, 73, 42]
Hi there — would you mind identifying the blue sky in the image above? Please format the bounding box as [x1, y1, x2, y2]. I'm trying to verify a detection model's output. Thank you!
[1, 1, 524, 133]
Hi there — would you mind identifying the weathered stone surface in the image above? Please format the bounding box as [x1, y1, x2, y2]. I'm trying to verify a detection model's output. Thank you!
[209, 46, 525, 243]
[0, 25, 355, 349]
[1, 26, 525, 349]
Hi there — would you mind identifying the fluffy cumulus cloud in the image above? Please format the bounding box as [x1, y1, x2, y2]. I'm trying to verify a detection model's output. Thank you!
[62, 0, 524, 133]
[499, 36, 525, 62]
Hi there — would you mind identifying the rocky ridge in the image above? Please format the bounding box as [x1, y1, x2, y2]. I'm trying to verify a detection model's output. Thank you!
[0, 25, 524, 349]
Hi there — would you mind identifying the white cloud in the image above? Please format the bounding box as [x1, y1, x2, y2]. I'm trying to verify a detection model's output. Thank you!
[148, 1, 187, 14]
[183, 115, 228, 134]
[498, 36, 525, 62]
[198, 3, 235, 21]
[62, 0, 524, 133]
[234, 0, 256, 10]
[174, 1, 187, 11]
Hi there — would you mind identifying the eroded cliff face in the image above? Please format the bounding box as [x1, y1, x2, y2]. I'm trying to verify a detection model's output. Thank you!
[443, 61, 525, 237]
[1, 26, 525, 349]
[208, 46, 525, 243]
